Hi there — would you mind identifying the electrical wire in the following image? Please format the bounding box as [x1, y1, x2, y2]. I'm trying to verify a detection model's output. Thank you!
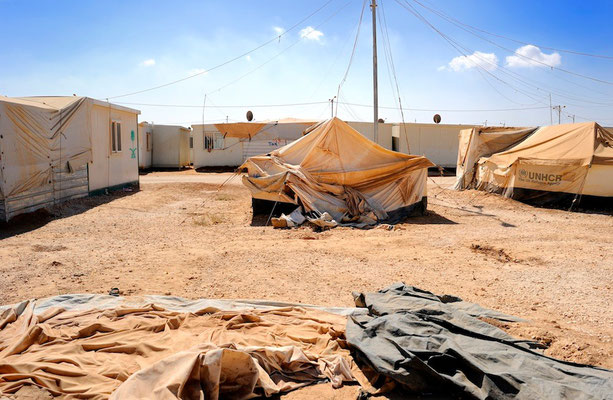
[107, 0, 336, 99]
[116, 99, 550, 112]
[341, 101, 549, 112]
[394, 0, 613, 111]
[116, 101, 329, 108]
[414, 0, 613, 60]
[206, 0, 352, 98]
[335, 0, 367, 115]
[411, 0, 613, 89]
[379, 0, 411, 151]
[395, 0, 553, 108]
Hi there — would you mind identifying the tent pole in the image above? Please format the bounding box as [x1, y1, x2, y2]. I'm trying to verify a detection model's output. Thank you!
[371, 0, 378, 143]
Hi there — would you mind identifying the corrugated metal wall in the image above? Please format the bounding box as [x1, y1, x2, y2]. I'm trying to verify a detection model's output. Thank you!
[242, 139, 289, 161]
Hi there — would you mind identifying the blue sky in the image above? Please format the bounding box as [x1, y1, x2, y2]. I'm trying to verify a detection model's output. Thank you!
[1, 0, 612, 126]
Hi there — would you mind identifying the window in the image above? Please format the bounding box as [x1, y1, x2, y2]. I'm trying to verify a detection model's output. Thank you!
[146, 132, 152, 151]
[189, 136, 194, 149]
[204, 132, 224, 151]
[111, 121, 122, 153]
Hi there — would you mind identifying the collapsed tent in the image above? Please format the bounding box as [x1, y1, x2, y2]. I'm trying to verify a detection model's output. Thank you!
[1, 288, 612, 399]
[0, 297, 365, 399]
[455, 122, 613, 203]
[240, 117, 434, 227]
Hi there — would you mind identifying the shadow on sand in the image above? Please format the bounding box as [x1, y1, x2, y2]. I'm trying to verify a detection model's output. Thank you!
[250, 208, 458, 228]
[0, 189, 139, 240]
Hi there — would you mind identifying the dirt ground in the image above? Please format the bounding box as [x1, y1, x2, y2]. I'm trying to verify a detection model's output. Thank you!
[1, 169, 612, 379]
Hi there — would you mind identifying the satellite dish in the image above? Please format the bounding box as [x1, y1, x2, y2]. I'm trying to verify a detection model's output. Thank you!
[246, 110, 254, 121]
[433, 114, 441, 124]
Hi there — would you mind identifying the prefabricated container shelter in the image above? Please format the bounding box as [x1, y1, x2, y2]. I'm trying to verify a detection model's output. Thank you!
[190, 119, 395, 168]
[0, 96, 140, 221]
[137, 121, 153, 169]
[393, 123, 479, 168]
[191, 119, 317, 168]
[151, 124, 191, 168]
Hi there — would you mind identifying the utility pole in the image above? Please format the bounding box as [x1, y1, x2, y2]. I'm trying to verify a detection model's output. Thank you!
[371, 0, 379, 144]
[329, 96, 336, 118]
[552, 105, 566, 124]
[571, 114, 575, 123]
[549, 94, 553, 125]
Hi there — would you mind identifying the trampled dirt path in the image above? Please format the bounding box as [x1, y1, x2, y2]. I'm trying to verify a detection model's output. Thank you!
[1, 170, 612, 373]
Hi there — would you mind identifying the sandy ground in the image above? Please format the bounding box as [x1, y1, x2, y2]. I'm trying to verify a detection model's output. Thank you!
[1, 170, 612, 381]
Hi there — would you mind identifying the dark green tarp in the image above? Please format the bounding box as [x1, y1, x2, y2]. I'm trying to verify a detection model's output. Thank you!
[347, 283, 613, 399]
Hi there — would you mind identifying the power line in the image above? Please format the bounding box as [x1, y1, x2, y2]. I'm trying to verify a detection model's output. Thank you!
[411, 0, 613, 86]
[379, 0, 411, 151]
[415, 0, 613, 60]
[395, 0, 613, 110]
[394, 0, 550, 107]
[207, 0, 352, 98]
[342, 102, 549, 112]
[335, 0, 367, 115]
[106, 0, 336, 99]
[116, 101, 328, 108]
[116, 99, 549, 112]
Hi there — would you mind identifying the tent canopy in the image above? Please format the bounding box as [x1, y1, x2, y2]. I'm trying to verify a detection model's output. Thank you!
[213, 118, 317, 140]
[241, 117, 433, 224]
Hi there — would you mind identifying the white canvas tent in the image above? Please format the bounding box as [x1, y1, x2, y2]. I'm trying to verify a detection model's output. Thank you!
[241, 118, 433, 227]
[455, 122, 613, 202]
[0, 96, 140, 221]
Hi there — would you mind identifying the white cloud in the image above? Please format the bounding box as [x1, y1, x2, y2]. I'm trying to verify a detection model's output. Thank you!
[273, 26, 285, 36]
[300, 26, 324, 41]
[445, 51, 498, 71]
[505, 45, 561, 68]
[140, 58, 156, 67]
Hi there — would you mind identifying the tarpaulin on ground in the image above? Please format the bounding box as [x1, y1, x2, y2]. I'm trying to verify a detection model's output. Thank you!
[0, 96, 92, 199]
[346, 283, 613, 399]
[241, 117, 434, 226]
[0, 296, 367, 399]
[456, 122, 613, 200]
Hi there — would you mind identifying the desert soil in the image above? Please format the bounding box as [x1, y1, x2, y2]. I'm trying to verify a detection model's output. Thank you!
[1, 169, 611, 379]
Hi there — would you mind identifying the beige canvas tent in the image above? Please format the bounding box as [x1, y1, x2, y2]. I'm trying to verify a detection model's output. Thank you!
[0, 96, 140, 221]
[241, 117, 434, 226]
[455, 122, 613, 202]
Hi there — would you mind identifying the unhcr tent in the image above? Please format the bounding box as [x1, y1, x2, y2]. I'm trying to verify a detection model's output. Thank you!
[455, 122, 613, 203]
[241, 117, 434, 227]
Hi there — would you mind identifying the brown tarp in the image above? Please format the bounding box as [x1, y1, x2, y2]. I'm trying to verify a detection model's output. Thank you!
[213, 122, 267, 139]
[241, 118, 434, 223]
[0, 303, 364, 399]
